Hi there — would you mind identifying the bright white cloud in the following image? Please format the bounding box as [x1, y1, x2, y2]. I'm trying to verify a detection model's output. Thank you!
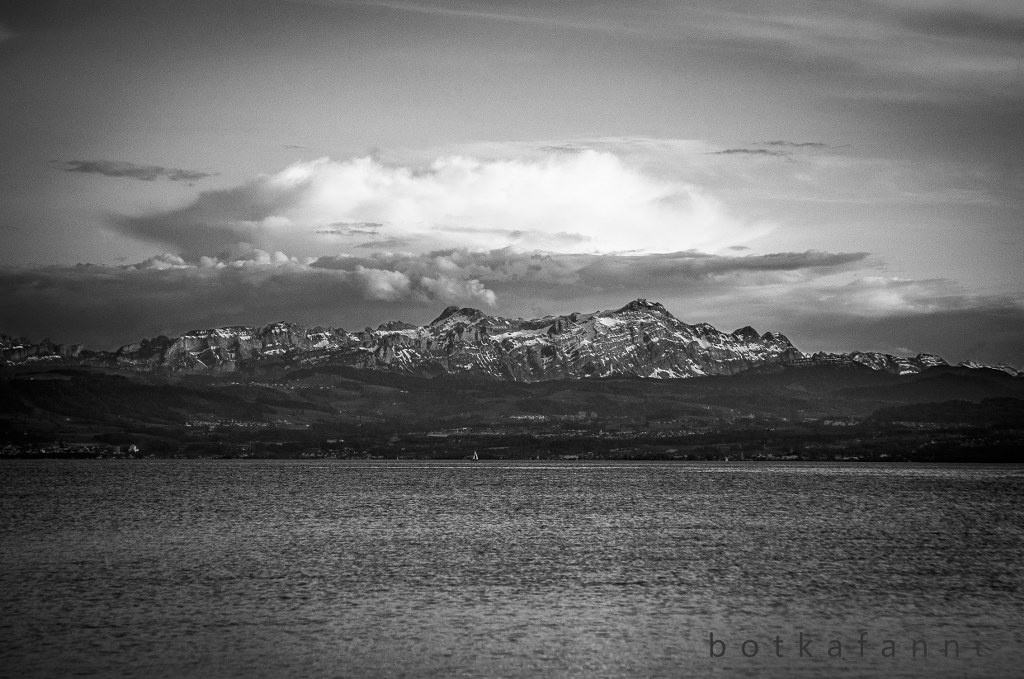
[118, 249, 501, 309]
[352, 266, 413, 301]
[120, 150, 760, 258]
[134, 253, 190, 270]
[419, 275, 497, 306]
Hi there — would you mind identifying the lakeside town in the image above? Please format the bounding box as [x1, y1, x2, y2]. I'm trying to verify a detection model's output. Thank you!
[3, 409, 1019, 462]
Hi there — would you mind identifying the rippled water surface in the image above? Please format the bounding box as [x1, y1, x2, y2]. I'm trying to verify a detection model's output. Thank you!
[2, 461, 1023, 678]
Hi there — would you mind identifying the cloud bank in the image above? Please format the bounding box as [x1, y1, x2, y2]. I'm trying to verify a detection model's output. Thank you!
[3, 248, 1021, 367]
[4, 141, 1018, 365]
[117, 151, 760, 259]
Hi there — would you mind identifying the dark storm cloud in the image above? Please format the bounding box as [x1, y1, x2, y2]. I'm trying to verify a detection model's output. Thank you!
[60, 160, 217, 182]
[310, 249, 582, 287]
[111, 173, 304, 257]
[309, 249, 868, 293]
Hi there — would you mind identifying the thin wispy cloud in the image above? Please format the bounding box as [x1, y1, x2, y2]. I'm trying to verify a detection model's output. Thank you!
[316, 222, 383, 236]
[326, 0, 633, 35]
[59, 160, 217, 183]
[713, 148, 789, 158]
[762, 141, 828, 149]
[891, 6, 1024, 44]
[710, 141, 832, 159]
[625, 2, 1024, 105]
[354, 238, 411, 249]
[753, 279, 1024, 362]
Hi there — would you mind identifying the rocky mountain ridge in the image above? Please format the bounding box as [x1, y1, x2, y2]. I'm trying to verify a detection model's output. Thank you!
[2, 299, 1020, 380]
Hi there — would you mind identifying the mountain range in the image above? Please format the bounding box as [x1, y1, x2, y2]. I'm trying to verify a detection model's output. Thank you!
[2, 298, 1020, 380]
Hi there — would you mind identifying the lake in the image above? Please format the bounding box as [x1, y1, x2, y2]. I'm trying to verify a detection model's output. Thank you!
[2, 460, 1022, 678]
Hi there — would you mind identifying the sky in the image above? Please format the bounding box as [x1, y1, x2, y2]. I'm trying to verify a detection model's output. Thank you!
[0, 0, 1022, 366]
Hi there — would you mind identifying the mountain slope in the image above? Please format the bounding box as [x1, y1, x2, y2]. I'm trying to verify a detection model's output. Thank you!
[50, 299, 805, 381]
[2, 299, 1019, 381]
